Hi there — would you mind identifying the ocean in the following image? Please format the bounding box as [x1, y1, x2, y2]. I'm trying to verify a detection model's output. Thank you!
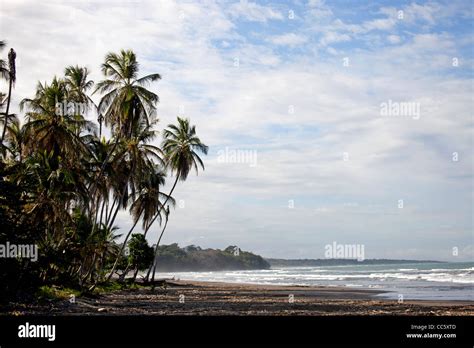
[152, 261, 474, 301]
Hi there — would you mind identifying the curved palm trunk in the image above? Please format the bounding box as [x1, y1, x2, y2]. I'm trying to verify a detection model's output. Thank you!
[105, 217, 139, 281]
[147, 213, 169, 284]
[118, 260, 132, 282]
[105, 197, 118, 227]
[131, 266, 140, 283]
[81, 253, 98, 285]
[143, 175, 179, 238]
[143, 175, 179, 283]
[106, 201, 121, 232]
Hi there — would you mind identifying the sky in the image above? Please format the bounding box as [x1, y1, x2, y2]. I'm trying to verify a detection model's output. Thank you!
[0, 0, 473, 261]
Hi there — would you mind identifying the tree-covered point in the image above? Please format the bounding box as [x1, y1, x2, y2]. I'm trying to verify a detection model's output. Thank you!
[152, 244, 270, 272]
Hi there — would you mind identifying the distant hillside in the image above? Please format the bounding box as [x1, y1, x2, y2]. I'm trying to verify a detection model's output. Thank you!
[266, 258, 441, 267]
[152, 244, 441, 272]
[154, 244, 270, 271]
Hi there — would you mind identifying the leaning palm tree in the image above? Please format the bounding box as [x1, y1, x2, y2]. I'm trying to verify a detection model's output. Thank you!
[162, 116, 208, 184]
[0, 47, 16, 148]
[144, 117, 208, 281]
[145, 117, 208, 232]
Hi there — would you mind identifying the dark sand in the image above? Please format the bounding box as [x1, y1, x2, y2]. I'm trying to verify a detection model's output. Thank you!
[4, 280, 474, 316]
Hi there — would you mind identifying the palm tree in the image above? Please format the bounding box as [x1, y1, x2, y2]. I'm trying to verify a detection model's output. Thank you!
[64, 65, 95, 105]
[105, 119, 164, 280]
[20, 78, 96, 161]
[147, 117, 208, 230]
[64, 65, 97, 136]
[20, 150, 78, 240]
[94, 49, 161, 139]
[163, 116, 208, 179]
[131, 166, 174, 232]
[90, 49, 162, 226]
[63, 64, 102, 137]
[0, 47, 16, 148]
[144, 117, 208, 281]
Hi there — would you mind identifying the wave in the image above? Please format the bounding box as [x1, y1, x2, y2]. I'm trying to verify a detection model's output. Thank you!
[153, 264, 474, 285]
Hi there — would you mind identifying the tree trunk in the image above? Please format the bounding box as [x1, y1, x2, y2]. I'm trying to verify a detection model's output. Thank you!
[82, 253, 98, 285]
[0, 74, 13, 146]
[143, 175, 179, 238]
[98, 197, 106, 227]
[105, 197, 117, 227]
[144, 175, 179, 282]
[107, 197, 121, 230]
[149, 213, 169, 284]
[131, 266, 139, 283]
[105, 217, 139, 281]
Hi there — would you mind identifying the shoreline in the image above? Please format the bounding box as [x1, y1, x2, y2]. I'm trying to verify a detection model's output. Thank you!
[3, 279, 473, 316]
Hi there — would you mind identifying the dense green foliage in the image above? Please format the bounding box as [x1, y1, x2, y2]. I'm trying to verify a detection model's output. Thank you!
[153, 244, 271, 271]
[0, 162, 42, 301]
[0, 43, 208, 301]
[125, 234, 154, 272]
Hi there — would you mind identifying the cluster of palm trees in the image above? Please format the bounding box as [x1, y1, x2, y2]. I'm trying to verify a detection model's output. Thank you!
[0, 43, 208, 290]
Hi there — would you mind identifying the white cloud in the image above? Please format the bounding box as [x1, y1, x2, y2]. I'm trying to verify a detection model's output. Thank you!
[267, 33, 308, 46]
[227, 1, 283, 22]
[319, 31, 351, 46]
[307, 0, 333, 18]
[363, 17, 397, 32]
[387, 34, 401, 44]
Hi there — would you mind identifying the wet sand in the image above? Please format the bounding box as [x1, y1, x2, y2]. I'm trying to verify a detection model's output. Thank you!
[4, 280, 474, 316]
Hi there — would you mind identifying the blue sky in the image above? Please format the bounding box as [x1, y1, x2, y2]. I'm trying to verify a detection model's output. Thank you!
[0, 0, 473, 260]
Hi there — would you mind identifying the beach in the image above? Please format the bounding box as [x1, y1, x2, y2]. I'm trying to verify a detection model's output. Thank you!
[5, 280, 473, 316]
